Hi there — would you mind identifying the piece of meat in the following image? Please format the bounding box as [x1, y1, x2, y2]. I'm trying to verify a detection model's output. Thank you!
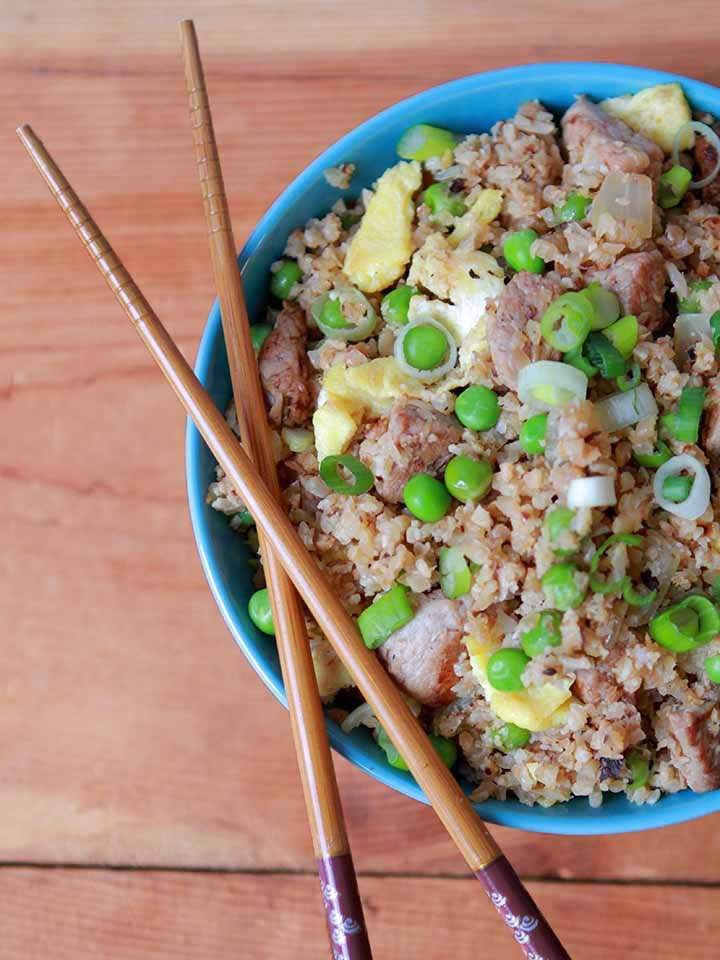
[573, 668, 622, 706]
[358, 399, 462, 503]
[695, 133, 720, 208]
[258, 302, 314, 427]
[664, 705, 720, 792]
[562, 97, 664, 184]
[378, 592, 463, 707]
[591, 251, 667, 332]
[703, 378, 720, 459]
[487, 272, 562, 390]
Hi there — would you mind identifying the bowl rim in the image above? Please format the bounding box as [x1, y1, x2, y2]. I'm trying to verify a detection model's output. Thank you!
[186, 60, 720, 835]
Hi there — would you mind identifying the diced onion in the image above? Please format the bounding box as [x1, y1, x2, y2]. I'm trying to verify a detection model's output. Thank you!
[672, 121, 720, 190]
[341, 703, 378, 733]
[567, 476, 617, 509]
[589, 172, 653, 241]
[393, 317, 458, 382]
[517, 361, 588, 410]
[674, 313, 711, 364]
[653, 454, 711, 520]
[594, 383, 658, 433]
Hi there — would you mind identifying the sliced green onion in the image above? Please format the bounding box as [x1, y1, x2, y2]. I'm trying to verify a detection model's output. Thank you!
[594, 383, 658, 433]
[650, 595, 720, 653]
[540, 291, 594, 352]
[662, 474, 694, 502]
[396, 123, 460, 161]
[712, 577, 720, 603]
[653, 453, 711, 520]
[710, 311, 720, 354]
[429, 734, 458, 769]
[376, 725, 409, 770]
[564, 346, 598, 378]
[604, 315, 638, 359]
[589, 533, 642, 595]
[672, 121, 720, 189]
[517, 361, 588, 410]
[678, 279, 713, 314]
[230, 509, 254, 530]
[583, 331, 627, 378]
[633, 440, 672, 469]
[320, 454, 374, 495]
[311, 286, 377, 342]
[554, 192, 591, 224]
[521, 610, 563, 657]
[394, 318, 457, 383]
[622, 579, 657, 607]
[250, 323, 273, 353]
[583, 282, 621, 331]
[658, 165, 692, 209]
[661, 385, 705, 444]
[358, 584, 414, 649]
[439, 547, 471, 599]
[567, 476, 616, 509]
[616, 362, 641, 393]
[625, 749, 651, 790]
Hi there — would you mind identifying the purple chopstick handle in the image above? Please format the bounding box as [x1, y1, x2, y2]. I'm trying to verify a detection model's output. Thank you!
[317, 854, 372, 960]
[477, 856, 572, 960]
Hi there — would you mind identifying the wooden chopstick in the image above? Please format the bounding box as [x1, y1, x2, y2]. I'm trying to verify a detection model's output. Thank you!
[177, 20, 372, 960]
[17, 123, 572, 960]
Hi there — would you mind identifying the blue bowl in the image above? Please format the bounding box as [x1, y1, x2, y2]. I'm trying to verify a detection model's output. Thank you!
[186, 62, 720, 834]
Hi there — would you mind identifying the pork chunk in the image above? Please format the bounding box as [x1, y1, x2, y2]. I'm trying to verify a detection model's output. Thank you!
[487, 272, 562, 390]
[695, 132, 720, 208]
[573, 668, 622, 706]
[591, 251, 667, 332]
[258, 302, 314, 427]
[663, 705, 720, 792]
[358, 399, 462, 503]
[562, 97, 664, 184]
[378, 592, 463, 707]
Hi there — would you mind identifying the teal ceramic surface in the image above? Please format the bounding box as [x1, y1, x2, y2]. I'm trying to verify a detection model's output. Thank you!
[186, 62, 720, 834]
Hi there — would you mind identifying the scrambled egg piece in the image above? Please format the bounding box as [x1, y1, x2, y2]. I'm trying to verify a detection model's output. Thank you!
[466, 636, 573, 732]
[449, 188, 503, 249]
[600, 82, 693, 154]
[408, 235, 505, 342]
[313, 400, 359, 463]
[314, 357, 417, 460]
[344, 160, 422, 292]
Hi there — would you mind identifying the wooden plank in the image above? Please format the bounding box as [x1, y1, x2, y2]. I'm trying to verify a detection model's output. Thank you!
[4, 0, 720, 889]
[2, 867, 719, 960]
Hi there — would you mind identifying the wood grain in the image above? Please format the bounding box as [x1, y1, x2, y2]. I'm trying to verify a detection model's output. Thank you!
[5, 1, 720, 956]
[2, 868, 719, 960]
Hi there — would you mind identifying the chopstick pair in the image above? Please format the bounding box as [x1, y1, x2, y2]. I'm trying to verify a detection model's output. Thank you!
[17, 22, 572, 959]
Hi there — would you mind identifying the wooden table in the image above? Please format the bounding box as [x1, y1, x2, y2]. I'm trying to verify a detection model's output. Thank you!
[4, 2, 720, 956]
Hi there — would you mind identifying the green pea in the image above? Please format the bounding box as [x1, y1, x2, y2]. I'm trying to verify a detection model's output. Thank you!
[487, 648, 530, 692]
[705, 655, 720, 684]
[250, 323, 273, 353]
[269, 259, 302, 300]
[625, 749, 651, 791]
[544, 507, 576, 556]
[443, 455, 493, 503]
[248, 588, 275, 635]
[455, 384, 500, 431]
[541, 562, 586, 611]
[521, 610, 563, 657]
[503, 229, 545, 274]
[402, 323, 449, 370]
[658, 165, 692, 210]
[230, 509, 255, 530]
[429, 734, 458, 769]
[381, 285, 418, 326]
[403, 473, 452, 523]
[494, 722, 531, 751]
[422, 182, 467, 218]
[519, 413, 548, 455]
[553, 192, 592, 223]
